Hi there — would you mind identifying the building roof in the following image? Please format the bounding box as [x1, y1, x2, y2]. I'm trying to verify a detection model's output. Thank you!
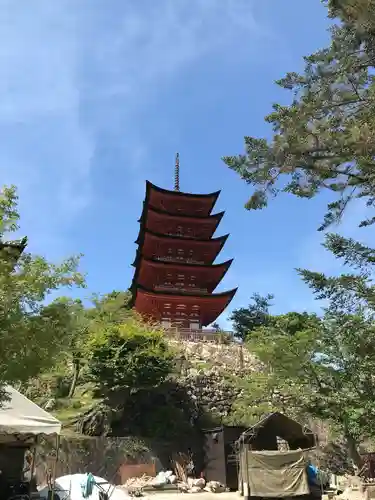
[132, 285, 237, 326]
[138, 204, 225, 222]
[131, 256, 233, 293]
[145, 181, 220, 216]
[240, 412, 316, 450]
[146, 180, 221, 200]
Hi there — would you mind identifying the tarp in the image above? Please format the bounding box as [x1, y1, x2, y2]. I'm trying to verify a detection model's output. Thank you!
[0, 385, 61, 437]
[39, 474, 130, 500]
[243, 449, 310, 497]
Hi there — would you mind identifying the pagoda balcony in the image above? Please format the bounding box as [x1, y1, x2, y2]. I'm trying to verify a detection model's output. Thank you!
[165, 231, 209, 240]
[164, 326, 233, 343]
[155, 256, 205, 265]
[154, 284, 209, 294]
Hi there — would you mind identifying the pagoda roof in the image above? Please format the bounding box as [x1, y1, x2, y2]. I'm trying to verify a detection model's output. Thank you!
[146, 180, 221, 201]
[131, 256, 233, 293]
[0, 237, 27, 258]
[132, 285, 237, 327]
[138, 205, 225, 223]
[133, 229, 229, 266]
[145, 181, 220, 216]
[136, 206, 225, 242]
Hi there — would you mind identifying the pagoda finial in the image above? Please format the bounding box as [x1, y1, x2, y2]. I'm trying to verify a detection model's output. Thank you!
[174, 152, 180, 192]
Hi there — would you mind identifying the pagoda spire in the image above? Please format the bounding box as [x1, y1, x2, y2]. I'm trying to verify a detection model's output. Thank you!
[174, 152, 180, 192]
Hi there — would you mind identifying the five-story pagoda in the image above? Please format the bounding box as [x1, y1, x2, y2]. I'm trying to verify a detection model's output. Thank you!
[130, 155, 237, 330]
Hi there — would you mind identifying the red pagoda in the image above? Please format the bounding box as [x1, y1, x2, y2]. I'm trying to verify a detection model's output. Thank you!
[130, 155, 237, 330]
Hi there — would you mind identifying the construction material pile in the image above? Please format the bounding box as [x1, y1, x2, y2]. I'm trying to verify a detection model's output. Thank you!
[122, 453, 227, 496]
[122, 473, 226, 496]
[178, 478, 227, 494]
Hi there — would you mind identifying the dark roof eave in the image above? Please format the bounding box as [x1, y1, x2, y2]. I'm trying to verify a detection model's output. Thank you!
[138, 206, 225, 223]
[134, 284, 238, 301]
[135, 256, 233, 271]
[146, 180, 221, 201]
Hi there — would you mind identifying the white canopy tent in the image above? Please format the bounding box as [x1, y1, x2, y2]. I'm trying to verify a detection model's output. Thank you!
[0, 385, 61, 440]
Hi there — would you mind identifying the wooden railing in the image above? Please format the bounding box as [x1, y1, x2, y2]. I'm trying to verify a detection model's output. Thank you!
[164, 327, 234, 343]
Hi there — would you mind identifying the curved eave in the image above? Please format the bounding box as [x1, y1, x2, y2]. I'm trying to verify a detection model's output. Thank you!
[135, 206, 224, 244]
[132, 230, 229, 269]
[131, 284, 237, 304]
[137, 202, 225, 222]
[138, 256, 233, 271]
[0, 237, 28, 257]
[131, 285, 237, 325]
[130, 257, 234, 293]
[146, 180, 221, 201]
[138, 205, 225, 223]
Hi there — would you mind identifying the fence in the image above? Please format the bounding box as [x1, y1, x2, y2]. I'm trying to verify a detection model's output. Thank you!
[164, 327, 234, 343]
[34, 436, 161, 487]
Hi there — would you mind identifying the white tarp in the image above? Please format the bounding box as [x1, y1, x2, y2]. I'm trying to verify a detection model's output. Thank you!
[39, 474, 130, 500]
[0, 385, 61, 436]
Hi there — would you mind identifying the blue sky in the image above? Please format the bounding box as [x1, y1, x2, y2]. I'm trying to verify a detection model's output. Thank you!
[1, 0, 372, 328]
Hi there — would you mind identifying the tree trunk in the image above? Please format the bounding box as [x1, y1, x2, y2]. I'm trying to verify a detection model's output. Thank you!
[68, 359, 80, 398]
[344, 428, 363, 470]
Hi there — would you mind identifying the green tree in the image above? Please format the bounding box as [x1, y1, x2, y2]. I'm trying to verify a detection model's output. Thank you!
[86, 316, 174, 396]
[230, 293, 274, 341]
[224, 2, 375, 229]
[237, 234, 375, 466]
[242, 311, 375, 467]
[89, 290, 132, 324]
[0, 186, 85, 392]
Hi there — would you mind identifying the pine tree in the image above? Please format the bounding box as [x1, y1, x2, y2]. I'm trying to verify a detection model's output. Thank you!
[224, 2, 375, 229]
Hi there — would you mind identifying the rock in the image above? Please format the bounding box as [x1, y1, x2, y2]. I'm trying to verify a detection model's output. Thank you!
[151, 471, 169, 487]
[44, 398, 56, 411]
[178, 482, 189, 493]
[192, 478, 206, 489]
[205, 481, 226, 493]
[190, 486, 203, 493]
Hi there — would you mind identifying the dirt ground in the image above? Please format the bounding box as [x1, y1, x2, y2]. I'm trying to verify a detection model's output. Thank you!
[144, 492, 240, 500]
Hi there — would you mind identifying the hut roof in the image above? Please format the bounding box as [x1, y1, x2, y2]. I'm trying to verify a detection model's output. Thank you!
[240, 412, 315, 450]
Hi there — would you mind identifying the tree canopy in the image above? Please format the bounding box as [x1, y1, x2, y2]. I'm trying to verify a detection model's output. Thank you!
[0, 186, 85, 389]
[224, 1, 375, 230]
[230, 293, 273, 341]
[87, 317, 174, 396]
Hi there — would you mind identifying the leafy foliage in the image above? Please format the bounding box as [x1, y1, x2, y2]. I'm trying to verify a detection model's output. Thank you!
[230, 293, 274, 340]
[87, 317, 174, 395]
[242, 311, 375, 465]
[223, 2, 375, 229]
[0, 186, 85, 390]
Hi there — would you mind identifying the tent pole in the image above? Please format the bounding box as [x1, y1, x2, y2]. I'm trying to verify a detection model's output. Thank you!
[51, 434, 60, 500]
[28, 436, 38, 496]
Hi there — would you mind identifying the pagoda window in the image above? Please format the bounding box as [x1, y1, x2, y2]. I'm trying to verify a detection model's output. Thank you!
[190, 319, 200, 330]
